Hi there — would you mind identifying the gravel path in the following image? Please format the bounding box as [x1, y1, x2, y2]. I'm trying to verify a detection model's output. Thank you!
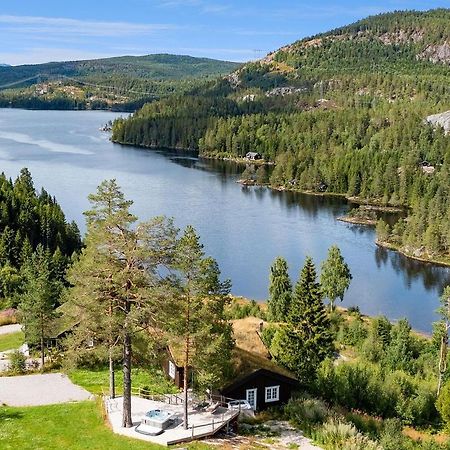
[0, 324, 21, 335]
[0, 373, 92, 406]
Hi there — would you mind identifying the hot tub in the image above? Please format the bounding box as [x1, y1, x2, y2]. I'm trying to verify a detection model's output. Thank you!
[135, 409, 177, 436]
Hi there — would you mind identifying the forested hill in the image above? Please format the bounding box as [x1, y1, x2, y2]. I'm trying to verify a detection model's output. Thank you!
[0, 54, 240, 111]
[112, 9, 450, 264]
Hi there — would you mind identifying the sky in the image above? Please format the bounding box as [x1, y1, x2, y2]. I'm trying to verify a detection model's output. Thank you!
[0, 0, 448, 65]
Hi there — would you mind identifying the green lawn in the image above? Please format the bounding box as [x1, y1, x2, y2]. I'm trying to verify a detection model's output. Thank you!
[0, 401, 213, 450]
[68, 366, 178, 396]
[0, 331, 24, 352]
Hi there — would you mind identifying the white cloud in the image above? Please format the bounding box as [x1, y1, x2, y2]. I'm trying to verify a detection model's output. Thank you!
[0, 15, 179, 38]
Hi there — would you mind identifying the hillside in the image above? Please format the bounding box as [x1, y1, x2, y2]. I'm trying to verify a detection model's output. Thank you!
[112, 9, 450, 264]
[0, 54, 240, 111]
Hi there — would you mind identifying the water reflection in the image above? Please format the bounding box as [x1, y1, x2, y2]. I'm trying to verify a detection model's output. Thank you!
[376, 246, 450, 294]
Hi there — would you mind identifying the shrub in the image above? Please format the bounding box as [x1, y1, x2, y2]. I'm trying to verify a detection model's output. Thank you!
[347, 305, 361, 316]
[284, 397, 329, 426]
[338, 318, 368, 347]
[314, 418, 357, 447]
[8, 350, 26, 374]
[437, 381, 450, 431]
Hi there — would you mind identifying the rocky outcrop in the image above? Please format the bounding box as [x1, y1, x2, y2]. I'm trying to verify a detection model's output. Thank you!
[426, 110, 450, 134]
[418, 42, 450, 64]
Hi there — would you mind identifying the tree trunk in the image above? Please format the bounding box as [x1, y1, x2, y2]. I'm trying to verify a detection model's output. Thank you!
[122, 319, 132, 428]
[109, 348, 115, 399]
[438, 330, 448, 397]
[183, 335, 189, 430]
[40, 334, 45, 370]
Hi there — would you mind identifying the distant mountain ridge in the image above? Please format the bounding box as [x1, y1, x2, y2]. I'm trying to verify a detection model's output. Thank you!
[0, 54, 240, 110]
[0, 53, 240, 86]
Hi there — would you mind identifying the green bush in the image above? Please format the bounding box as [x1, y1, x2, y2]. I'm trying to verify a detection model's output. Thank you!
[284, 397, 329, 426]
[338, 318, 368, 347]
[437, 381, 450, 431]
[313, 418, 357, 447]
[315, 359, 438, 426]
[8, 350, 26, 374]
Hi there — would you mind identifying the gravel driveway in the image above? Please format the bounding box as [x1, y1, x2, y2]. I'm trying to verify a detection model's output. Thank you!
[0, 324, 21, 335]
[0, 373, 92, 406]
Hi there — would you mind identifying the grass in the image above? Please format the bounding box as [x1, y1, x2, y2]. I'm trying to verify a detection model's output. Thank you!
[0, 331, 24, 352]
[0, 400, 213, 450]
[68, 366, 178, 396]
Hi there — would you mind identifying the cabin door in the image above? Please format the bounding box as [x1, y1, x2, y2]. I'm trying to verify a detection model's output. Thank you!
[246, 388, 257, 410]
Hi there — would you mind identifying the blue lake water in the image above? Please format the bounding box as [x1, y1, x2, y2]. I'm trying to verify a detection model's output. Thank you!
[0, 108, 448, 332]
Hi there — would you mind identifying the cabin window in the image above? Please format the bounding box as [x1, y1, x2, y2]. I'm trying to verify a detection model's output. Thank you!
[169, 360, 176, 379]
[265, 385, 280, 402]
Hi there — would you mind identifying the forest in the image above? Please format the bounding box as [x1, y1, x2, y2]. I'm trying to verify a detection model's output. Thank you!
[112, 9, 450, 263]
[0, 54, 240, 111]
[0, 169, 82, 308]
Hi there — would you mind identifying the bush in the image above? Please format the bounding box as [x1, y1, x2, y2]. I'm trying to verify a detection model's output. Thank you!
[437, 381, 450, 431]
[8, 350, 26, 374]
[339, 318, 368, 347]
[284, 397, 329, 426]
[225, 298, 265, 320]
[347, 305, 361, 316]
[314, 418, 382, 450]
[313, 418, 357, 447]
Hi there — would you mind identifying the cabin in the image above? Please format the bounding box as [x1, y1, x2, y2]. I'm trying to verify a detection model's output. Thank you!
[220, 349, 298, 411]
[220, 317, 298, 411]
[162, 345, 185, 389]
[162, 317, 298, 411]
[245, 152, 262, 161]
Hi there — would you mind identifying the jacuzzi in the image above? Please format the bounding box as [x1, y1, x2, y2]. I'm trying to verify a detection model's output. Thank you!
[135, 409, 177, 436]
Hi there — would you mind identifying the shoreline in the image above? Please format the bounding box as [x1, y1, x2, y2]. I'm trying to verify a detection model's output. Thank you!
[337, 216, 377, 226]
[111, 140, 448, 268]
[376, 240, 450, 268]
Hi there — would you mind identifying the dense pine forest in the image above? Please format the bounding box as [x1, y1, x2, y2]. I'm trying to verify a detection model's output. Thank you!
[0, 169, 82, 307]
[112, 9, 450, 264]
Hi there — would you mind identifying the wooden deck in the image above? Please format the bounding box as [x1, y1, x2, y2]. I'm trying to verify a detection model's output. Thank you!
[105, 395, 239, 446]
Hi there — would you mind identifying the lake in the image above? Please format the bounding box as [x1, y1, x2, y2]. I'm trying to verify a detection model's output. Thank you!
[0, 108, 448, 332]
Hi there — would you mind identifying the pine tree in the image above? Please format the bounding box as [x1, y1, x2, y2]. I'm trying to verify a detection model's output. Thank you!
[320, 245, 352, 311]
[171, 225, 233, 429]
[268, 257, 292, 322]
[276, 257, 334, 381]
[68, 179, 178, 428]
[18, 245, 61, 368]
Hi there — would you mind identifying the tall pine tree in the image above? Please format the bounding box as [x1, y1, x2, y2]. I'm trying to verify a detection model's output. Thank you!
[276, 257, 334, 381]
[268, 256, 292, 322]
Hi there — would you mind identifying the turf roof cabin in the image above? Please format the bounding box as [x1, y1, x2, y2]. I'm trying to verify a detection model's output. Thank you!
[163, 317, 298, 411]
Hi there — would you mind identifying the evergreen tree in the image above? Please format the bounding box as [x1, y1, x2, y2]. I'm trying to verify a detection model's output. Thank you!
[268, 256, 292, 321]
[68, 179, 178, 428]
[171, 225, 233, 429]
[320, 245, 352, 311]
[276, 257, 334, 382]
[18, 245, 61, 368]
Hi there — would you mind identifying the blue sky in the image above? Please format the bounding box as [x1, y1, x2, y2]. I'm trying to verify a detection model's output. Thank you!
[0, 0, 447, 65]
